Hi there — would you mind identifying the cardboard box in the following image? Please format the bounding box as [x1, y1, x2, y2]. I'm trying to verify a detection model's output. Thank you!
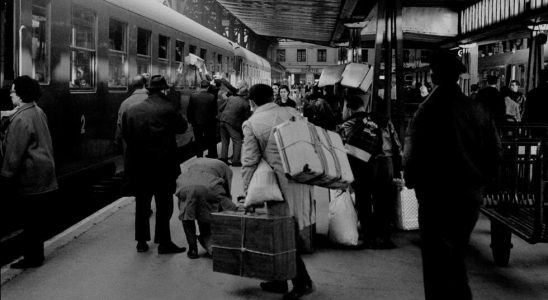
[211, 211, 296, 281]
[273, 118, 354, 189]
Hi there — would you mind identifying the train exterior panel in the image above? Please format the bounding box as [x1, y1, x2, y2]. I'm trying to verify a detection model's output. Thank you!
[3, 0, 271, 175]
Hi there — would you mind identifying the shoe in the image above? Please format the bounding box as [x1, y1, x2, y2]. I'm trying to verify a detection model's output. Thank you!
[283, 282, 314, 300]
[219, 158, 229, 165]
[10, 259, 44, 269]
[187, 246, 199, 259]
[158, 242, 186, 254]
[260, 281, 288, 294]
[231, 162, 242, 167]
[136, 241, 149, 252]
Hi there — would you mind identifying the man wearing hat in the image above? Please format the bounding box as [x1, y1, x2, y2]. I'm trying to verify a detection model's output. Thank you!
[404, 51, 502, 300]
[122, 75, 188, 254]
[187, 79, 218, 158]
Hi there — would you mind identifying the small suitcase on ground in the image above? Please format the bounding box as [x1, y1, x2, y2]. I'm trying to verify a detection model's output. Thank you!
[273, 118, 354, 189]
[395, 188, 419, 230]
[211, 210, 296, 281]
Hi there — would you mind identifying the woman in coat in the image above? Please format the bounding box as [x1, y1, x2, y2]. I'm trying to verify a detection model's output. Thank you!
[242, 84, 314, 300]
[1, 75, 58, 268]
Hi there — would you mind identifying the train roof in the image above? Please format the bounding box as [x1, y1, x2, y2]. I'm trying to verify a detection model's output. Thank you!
[105, 0, 234, 53]
[234, 46, 271, 72]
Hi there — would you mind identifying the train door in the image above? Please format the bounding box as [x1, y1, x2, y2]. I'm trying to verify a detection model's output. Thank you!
[0, 0, 14, 110]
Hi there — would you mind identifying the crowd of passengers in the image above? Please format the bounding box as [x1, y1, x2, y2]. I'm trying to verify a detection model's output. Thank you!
[1, 51, 547, 300]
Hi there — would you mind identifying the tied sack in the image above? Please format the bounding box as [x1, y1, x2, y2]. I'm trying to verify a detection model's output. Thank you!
[244, 159, 283, 207]
[328, 189, 359, 246]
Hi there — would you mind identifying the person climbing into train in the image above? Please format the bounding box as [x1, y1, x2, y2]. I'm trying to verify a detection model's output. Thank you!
[218, 80, 251, 167]
[175, 157, 237, 259]
[121, 75, 188, 254]
[404, 50, 502, 300]
[1, 75, 58, 268]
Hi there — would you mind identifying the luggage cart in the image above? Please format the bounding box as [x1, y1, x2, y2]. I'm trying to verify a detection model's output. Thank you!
[482, 125, 548, 266]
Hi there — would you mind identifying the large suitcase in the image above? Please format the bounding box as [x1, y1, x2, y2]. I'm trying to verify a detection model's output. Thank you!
[211, 210, 296, 281]
[273, 118, 354, 189]
[318, 64, 345, 87]
[340, 63, 369, 89]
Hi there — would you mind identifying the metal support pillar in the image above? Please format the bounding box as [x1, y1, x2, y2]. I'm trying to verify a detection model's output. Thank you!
[372, 0, 386, 112]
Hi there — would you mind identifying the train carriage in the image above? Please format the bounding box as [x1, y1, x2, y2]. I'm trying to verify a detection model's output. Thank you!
[1, 0, 271, 175]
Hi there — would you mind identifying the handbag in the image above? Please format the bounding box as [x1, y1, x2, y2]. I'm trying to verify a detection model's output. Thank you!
[244, 159, 284, 208]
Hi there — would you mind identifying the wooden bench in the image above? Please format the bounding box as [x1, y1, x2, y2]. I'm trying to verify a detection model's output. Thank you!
[481, 125, 548, 266]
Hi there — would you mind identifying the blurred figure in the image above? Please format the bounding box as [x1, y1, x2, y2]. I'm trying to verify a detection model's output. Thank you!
[218, 80, 251, 167]
[404, 51, 502, 300]
[188, 79, 218, 158]
[243, 84, 314, 299]
[523, 68, 548, 124]
[276, 85, 297, 108]
[507, 80, 526, 121]
[122, 75, 188, 254]
[419, 83, 430, 102]
[176, 158, 237, 259]
[502, 86, 521, 122]
[1, 76, 58, 268]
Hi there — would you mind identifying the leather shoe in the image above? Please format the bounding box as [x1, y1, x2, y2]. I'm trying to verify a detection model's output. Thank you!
[260, 281, 288, 294]
[283, 282, 314, 300]
[158, 242, 186, 254]
[136, 241, 149, 252]
[10, 259, 44, 269]
[187, 247, 199, 259]
[376, 239, 396, 250]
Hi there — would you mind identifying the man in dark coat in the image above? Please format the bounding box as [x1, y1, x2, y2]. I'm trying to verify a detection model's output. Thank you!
[188, 79, 218, 158]
[404, 51, 502, 300]
[122, 75, 188, 254]
[476, 75, 506, 123]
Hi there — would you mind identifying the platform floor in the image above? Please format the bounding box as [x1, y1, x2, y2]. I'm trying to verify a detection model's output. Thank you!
[2, 161, 548, 300]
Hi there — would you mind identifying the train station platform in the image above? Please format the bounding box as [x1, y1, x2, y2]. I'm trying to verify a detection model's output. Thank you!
[2, 161, 548, 300]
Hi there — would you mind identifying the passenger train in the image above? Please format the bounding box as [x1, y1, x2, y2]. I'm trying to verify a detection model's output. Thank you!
[1, 0, 272, 175]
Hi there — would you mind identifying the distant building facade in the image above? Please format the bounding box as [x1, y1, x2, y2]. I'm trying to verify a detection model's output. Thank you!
[270, 40, 339, 85]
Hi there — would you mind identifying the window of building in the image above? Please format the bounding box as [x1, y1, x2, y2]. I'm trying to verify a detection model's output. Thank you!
[189, 44, 197, 54]
[70, 5, 96, 89]
[317, 49, 326, 62]
[136, 28, 151, 75]
[297, 49, 306, 62]
[32, 0, 50, 84]
[108, 18, 127, 89]
[175, 40, 184, 62]
[277, 49, 285, 62]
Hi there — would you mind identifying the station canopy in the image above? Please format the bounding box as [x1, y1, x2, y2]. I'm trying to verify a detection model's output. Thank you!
[215, 0, 477, 46]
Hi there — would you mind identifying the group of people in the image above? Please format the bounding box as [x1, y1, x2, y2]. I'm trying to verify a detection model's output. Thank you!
[2, 51, 547, 300]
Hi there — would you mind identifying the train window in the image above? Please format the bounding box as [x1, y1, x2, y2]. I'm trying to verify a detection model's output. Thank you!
[199, 48, 207, 60]
[70, 5, 96, 89]
[158, 35, 169, 60]
[108, 19, 127, 89]
[136, 28, 151, 75]
[297, 49, 306, 62]
[277, 49, 285, 62]
[32, 0, 50, 84]
[317, 49, 326, 62]
[175, 40, 184, 62]
[189, 45, 197, 55]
